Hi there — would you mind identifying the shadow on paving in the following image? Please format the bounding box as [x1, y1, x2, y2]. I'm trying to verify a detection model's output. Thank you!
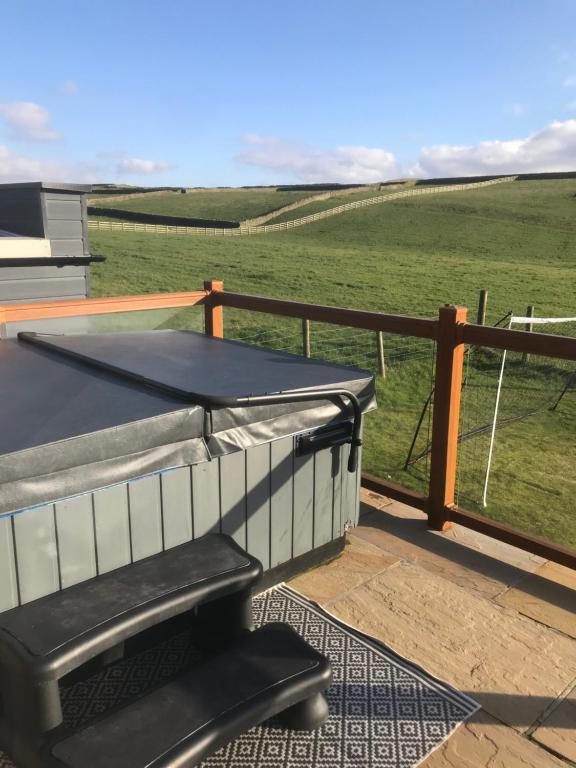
[358, 504, 576, 617]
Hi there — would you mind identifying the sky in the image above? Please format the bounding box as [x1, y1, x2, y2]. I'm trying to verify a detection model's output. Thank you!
[1, 0, 576, 186]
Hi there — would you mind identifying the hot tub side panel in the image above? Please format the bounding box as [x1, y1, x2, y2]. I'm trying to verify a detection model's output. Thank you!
[0, 437, 361, 611]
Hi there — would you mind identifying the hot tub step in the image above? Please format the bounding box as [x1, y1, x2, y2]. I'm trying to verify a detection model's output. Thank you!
[47, 622, 332, 768]
[0, 534, 262, 765]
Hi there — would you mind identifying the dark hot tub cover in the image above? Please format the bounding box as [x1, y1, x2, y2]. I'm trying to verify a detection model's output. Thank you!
[0, 340, 207, 516]
[1, 330, 375, 515]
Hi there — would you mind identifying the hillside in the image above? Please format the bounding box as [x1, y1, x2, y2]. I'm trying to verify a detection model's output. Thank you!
[91, 180, 576, 318]
[90, 188, 313, 223]
[89, 178, 576, 548]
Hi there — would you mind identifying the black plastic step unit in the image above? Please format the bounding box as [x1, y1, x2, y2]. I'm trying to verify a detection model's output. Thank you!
[46, 622, 332, 768]
[0, 534, 262, 766]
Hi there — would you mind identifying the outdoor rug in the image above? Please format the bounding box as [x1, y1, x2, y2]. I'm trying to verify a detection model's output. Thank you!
[0, 584, 479, 768]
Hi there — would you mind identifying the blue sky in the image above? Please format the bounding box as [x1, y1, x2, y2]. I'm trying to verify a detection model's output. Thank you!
[1, 0, 576, 185]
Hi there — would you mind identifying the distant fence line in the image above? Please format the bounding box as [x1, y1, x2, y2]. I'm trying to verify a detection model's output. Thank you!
[240, 184, 378, 227]
[89, 189, 183, 204]
[87, 206, 238, 229]
[88, 176, 518, 238]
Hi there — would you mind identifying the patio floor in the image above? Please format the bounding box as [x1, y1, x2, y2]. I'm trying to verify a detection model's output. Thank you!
[288, 490, 576, 767]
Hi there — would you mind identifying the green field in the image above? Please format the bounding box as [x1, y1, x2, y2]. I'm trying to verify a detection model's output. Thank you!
[89, 179, 576, 548]
[90, 188, 313, 222]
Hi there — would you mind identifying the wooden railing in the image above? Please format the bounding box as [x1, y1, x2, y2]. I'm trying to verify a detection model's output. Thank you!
[213, 288, 576, 570]
[1, 281, 574, 570]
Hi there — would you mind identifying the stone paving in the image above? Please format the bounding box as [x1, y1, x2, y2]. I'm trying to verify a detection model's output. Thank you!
[289, 490, 576, 767]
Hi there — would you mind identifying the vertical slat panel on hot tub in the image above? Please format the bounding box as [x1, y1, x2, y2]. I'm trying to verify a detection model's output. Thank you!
[314, 447, 335, 548]
[246, 443, 271, 569]
[0, 517, 19, 611]
[128, 475, 163, 561]
[55, 496, 97, 588]
[161, 468, 193, 549]
[332, 445, 344, 539]
[293, 452, 314, 557]
[93, 485, 132, 574]
[192, 460, 220, 537]
[219, 451, 247, 549]
[13, 505, 60, 604]
[353, 445, 363, 527]
[270, 436, 293, 567]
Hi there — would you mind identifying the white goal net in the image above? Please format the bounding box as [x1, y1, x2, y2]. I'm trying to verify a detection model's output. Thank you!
[482, 314, 576, 507]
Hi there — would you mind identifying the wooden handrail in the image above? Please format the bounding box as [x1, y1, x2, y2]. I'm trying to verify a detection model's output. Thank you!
[0, 291, 208, 323]
[215, 291, 438, 339]
[461, 322, 576, 361]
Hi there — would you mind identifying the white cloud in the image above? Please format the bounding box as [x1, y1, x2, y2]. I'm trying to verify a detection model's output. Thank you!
[59, 80, 79, 95]
[239, 122, 576, 183]
[238, 135, 399, 183]
[0, 101, 61, 142]
[410, 120, 576, 177]
[0, 144, 99, 183]
[116, 158, 173, 175]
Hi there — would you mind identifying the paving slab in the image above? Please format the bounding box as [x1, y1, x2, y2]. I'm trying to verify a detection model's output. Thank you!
[421, 709, 568, 767]
[361, 493, 545, 572]
[354, 512, 533, 600]
[359, 488, 394, 511]
[496, 561, 576, 638]
[288, 534, 399, 604]
[442, 520, 546, 574]
[538, 561, 576, 590]
[531, 683, 576, 763]
[323, 561, 576, 731]
[361, 496, 427, 521]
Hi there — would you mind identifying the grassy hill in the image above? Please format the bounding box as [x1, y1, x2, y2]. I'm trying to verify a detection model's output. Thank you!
[89, 178, 576, 548]
[90, 188, 312, 223]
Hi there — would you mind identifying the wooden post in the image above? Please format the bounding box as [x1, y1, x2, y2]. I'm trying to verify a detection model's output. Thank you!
[302, 318, 311, 357]
[477, 289, 488, 325]
[522, 304, 534, 363]
[376, 331, 386, 377]
[427, 305, 468, 530]
[203, 279, 224, 338]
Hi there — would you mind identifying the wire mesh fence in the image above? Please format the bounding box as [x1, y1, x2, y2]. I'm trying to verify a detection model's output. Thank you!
[221, 308, 438, 494]
[453, 319, 576, 548]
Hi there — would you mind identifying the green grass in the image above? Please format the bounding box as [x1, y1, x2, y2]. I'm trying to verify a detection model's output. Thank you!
[90, 189, 313, 222]
[89, 179, 576, 548]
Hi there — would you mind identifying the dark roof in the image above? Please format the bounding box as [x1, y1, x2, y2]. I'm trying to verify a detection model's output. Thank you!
[0, 182, 92, 193]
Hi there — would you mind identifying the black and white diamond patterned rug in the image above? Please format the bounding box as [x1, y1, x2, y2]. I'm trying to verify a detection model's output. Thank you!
[0, 584, 479, 768]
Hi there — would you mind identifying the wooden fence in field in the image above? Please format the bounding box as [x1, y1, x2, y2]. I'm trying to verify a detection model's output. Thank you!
[88, 176, 518, 238]
[239, 184, 377, 227]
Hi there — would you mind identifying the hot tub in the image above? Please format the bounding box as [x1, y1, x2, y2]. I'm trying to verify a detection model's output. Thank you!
[0, 329, 375, 610]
